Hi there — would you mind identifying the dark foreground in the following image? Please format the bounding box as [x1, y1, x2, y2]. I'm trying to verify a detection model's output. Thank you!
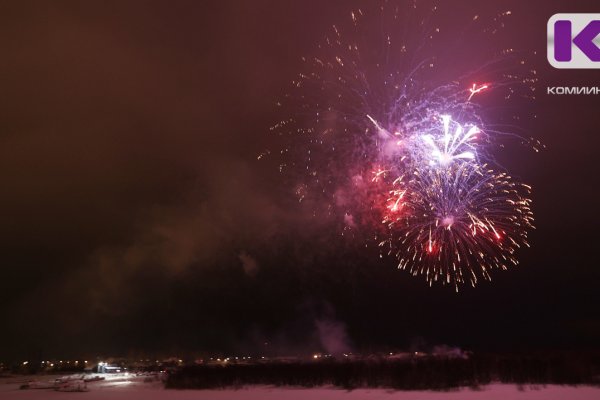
[167, 353, 600, 390]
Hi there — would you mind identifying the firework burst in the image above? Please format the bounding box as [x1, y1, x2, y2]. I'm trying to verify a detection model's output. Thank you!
[270, 1, 537, 289]
[380, 163, 533, 289]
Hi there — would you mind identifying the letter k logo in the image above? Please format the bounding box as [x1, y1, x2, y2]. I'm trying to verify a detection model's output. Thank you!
[548, 14, 600, 68]
[573, 21, 600, 61]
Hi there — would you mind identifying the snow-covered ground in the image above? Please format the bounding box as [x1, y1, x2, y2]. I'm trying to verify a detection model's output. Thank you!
[1, 374, 599, 399]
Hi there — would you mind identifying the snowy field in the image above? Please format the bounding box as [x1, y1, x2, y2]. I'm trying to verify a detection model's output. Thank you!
[1, 374, 600, 399]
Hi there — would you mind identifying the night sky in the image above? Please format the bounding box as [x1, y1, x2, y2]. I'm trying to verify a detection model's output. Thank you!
[1, 0, 599, 361]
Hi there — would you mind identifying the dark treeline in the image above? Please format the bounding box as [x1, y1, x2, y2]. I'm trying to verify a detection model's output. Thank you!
[166, 353, 600, 390]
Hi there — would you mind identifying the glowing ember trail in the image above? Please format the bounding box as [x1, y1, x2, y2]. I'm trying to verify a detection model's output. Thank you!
[467, 83, 490, 101]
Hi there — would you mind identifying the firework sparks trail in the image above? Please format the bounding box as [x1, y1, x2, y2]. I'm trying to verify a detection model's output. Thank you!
[419, 115, 478, 166]
[468, 83, 490, 101]
[270, 2, 538, 289]
[380, 164, 533, 288]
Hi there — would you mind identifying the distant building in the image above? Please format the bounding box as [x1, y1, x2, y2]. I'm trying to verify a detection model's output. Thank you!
[97, 362, 122, 373]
